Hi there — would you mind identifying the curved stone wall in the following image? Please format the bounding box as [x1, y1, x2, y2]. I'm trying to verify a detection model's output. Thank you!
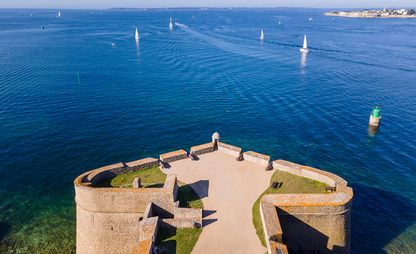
[74, 160, 176, 254]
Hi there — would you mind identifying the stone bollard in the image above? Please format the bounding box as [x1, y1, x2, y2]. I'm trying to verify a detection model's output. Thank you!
[132, 177, 141, 188]
[236, 153, 244, 161]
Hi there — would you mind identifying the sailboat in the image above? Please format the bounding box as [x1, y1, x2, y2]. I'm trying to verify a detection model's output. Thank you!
[260, 29, 264, 41]
[57, 11, 61, 18]
[135, 28, 140, 41]
[169, 17, 173, 30]
[300, 34, 309, 53]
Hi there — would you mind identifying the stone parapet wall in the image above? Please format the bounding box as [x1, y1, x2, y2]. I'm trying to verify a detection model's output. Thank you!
[244, 151, 270, 166]
[160, 149, 188, 164]
[85, 158, 159, 186]
[190, 142, 215, 155]
[217, 142, 242, 157]
[273, 160, 347, 188]
[125, 158, 159, 172]
[86, 162, 125, 186]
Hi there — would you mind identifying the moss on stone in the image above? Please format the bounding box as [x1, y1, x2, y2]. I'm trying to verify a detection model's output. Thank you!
[252, 170, 328, 246]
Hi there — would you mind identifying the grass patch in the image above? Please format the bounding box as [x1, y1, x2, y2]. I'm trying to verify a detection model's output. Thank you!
[252, 170, 329, 246]
[156, 227, 202, 254]
[98, 166, 167, 188]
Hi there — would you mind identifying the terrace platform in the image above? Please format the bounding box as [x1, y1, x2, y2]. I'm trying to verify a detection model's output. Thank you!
[162, 150, 274, 254]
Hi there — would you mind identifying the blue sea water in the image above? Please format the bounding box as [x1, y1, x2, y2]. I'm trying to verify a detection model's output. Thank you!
[0, 8, 415, 253]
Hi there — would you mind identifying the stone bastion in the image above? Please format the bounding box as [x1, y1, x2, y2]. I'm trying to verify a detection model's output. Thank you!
[74, 157, 202, 254]
[74, 133, 353, 254]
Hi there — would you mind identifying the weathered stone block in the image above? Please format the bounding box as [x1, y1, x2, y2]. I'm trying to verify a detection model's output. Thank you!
[217, 142, 242, 157]
[190, 142, 215, 155]
[160, 149, 188, 163]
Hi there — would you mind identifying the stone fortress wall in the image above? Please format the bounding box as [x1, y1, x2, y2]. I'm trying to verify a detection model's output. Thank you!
[74, 132, 353, 254]
[74, 157, 201, 254]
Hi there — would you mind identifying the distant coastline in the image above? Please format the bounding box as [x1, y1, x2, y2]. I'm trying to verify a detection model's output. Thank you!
[325, 8, 416, 18]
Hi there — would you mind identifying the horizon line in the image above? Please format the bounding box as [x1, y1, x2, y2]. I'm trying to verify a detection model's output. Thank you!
[0, 6, 415, 10]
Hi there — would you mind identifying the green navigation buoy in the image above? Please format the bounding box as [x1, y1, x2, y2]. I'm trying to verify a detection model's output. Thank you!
[369, 106, 381, 126]
[371, 106, 381, 118]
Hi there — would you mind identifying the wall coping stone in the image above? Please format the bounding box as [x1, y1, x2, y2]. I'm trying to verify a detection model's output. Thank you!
[126, 157, 159, 168]
[218, 142, 242, 152]
[272, 159, 347, 188]
[159, 149, 188, 163]
[244, 151, 270, 161]
[86, 162, 124, 182]
[190, 142, 215, 155]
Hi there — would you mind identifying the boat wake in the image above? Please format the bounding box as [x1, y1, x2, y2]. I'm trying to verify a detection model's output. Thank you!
[174, 22, 281, 61]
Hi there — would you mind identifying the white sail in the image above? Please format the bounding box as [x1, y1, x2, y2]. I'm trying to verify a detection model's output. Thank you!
[135, 28, 140, 40]
[260, 29, 264, 41]
[300, 34, 309, 53]
[169, 17, 173, 30]
[57, 11, 61, 17]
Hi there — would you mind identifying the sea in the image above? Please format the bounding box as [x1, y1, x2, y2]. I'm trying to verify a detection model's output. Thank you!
[0, 8, 415, 254]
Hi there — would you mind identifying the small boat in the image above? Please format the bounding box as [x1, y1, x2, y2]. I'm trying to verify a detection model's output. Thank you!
[308, 17, 313, 21]
[135, 28, 140, 41]
[260, 29, 264, 41]
[57, 11, 61, 18]
[300, 34, 309, 53]
[169, 17, 173, 30]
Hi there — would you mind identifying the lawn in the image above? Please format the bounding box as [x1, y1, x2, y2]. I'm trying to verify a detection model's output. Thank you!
[100, 166, 167, 188]
[252, 170, 328, 246]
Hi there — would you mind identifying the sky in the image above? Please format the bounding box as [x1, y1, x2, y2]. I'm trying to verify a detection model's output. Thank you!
[1, 0, 415, 9]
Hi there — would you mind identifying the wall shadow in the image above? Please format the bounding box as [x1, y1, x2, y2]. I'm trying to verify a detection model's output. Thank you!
[277, 208, 334, 254]
[202, 210, 216, 217]
[156, 226, 177, 253]
[202, 218, 218, 227]
[202, 210, 218, 227]
[188, 180, 209, 199]
[350, 183, 416, 253]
